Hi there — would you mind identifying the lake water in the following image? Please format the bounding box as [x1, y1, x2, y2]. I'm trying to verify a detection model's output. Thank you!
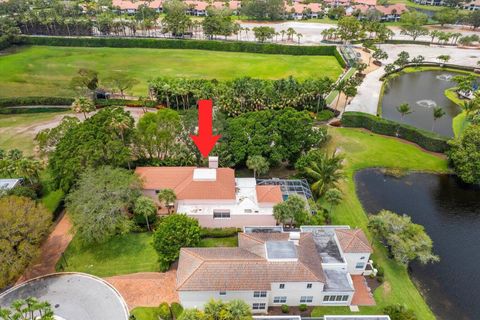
[355, 169, 480, 320]
[381, 70, 462, 137]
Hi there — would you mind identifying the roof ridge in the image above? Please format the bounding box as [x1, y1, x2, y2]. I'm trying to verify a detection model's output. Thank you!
[239, 232, 266, 244]
[176, 249, 206, 291]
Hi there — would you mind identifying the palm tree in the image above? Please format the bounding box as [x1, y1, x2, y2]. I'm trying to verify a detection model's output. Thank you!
[134, 196, 157, 231]
[286, 27, 296, 41]
[296, 33, 303, 44]
[225, 300, 251, 319]
[246, 155, 269, 178]
[71, 97, 95, 119]
[334, 79, 347, 110]
[302, 152, 343, 198]
[280, 29, 286, 41]
[462, 100, 478, 116]
[157, 188, 177, 214]
[432, 107, 446, 131]
[396, 103, 413, 121]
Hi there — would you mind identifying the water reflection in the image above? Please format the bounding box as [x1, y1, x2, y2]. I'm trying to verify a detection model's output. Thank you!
[355, 169, 480, 320]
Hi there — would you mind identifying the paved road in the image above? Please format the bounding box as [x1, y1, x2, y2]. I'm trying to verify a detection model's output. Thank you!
[346, 44, 479, 115]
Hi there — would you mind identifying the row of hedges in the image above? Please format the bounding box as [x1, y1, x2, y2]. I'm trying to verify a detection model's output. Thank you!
[342, 112, 449, 153]
[385, 39, 433, 46]
[17, 36, 345, 65]
[200, 227, 241, 238]
[0, 96, 74, 108]
[95, 98, 157, 108]
[0, 107, 69, 114]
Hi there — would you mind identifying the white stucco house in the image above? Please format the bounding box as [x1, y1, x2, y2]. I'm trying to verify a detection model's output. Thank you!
[135, 158, 283, 228]
[176, 225, 373, 313]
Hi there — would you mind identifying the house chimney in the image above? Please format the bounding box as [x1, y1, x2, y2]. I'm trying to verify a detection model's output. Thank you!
[208, 156, 218, 169]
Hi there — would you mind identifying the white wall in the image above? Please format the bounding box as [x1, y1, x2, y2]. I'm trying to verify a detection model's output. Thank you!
[269, 282, 324, 306]
[343, 252, 371, 275]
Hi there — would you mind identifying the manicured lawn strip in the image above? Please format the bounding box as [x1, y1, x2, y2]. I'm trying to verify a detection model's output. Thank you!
[312, 127, 448, 319]
[130, 307, 163, 320]
[58, 232, 159, 277]
[41, 189, 64, 213]
[198, 236, 238, 247]
[445, 87, 470, 137]
[326, 67, 357, 105]
[402, 66, 477, 76]
[0, 111, 70, 155]
[0, 46, 343, 98]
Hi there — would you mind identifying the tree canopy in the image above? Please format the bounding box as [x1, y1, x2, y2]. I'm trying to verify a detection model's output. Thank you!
[447, 125, 480, 184]
[152, 214, 201, 271]
[0, 196, 51, 288]
[0, 298, 54, 320]
[49, 107, 134, 191]
[368, 210, 439, 265]
[66, 166, 142, 244]
[179, 299, 252, 320]
[273, 194, 310, 227]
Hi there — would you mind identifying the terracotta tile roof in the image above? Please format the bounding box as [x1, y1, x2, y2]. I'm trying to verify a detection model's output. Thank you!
[256, 185, 283, 204]
[353, 0, 377, 6]
[374, 3, 407, 14]
[335, 229, 373, 254]
[135, 167, 236, 200]
[112, 0, 163, 10]
[177, 233, 326, 291]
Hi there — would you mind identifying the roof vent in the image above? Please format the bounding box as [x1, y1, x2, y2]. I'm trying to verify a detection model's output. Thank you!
[208, 156, 218, 169]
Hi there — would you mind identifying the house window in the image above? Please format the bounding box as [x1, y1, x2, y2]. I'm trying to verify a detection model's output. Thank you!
[213, 210, 230, 219]
[323, 296, 329, 302]
[219, 291, 226, 296]
[335, 295, 343, 301]
[355, 262, 365, 269]
[329, 296, 336, 302]
[307, 283, 312, 289]
[342, 295, 349, 301]
[244, 209, 252, 213]
[360, 256, 366, 260]
[300, 296, 313, 303]
[279, 284, 285, 289]
[252, 303, 266, 310]
[253, 291, 267, 298]
[273, 296, 287, 303]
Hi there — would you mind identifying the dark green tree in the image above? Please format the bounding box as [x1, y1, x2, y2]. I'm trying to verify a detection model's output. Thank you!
[447, 125, 480, 184]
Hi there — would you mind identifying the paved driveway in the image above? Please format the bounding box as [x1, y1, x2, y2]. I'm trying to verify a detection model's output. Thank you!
[105, 271, 179, 310]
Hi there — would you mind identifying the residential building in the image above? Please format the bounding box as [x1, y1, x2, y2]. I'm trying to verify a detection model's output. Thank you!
[176, 225, 373, 313]
[348, 3, 407, 21]
[413, 0, 479, 10]
[135, 158, 284, 228]
[112, 0, 164, 14]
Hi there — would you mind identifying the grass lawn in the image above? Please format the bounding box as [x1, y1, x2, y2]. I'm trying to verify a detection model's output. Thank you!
[58, 232, 159, 277]
[445, 87, 471, 137]
[0, 111, 71, 155]
[0, 46, 343, 98]
[130, 307, 163, 320]
[311, 127, 448, 319]
[198, 236, 238, 247]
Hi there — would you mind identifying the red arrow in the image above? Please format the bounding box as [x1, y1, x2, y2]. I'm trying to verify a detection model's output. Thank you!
[190, 100, 221, 158]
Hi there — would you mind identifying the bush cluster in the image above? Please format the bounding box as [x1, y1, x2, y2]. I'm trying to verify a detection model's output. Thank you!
[0, 36, 11, 50]
[0, 96, 74, 107]
[200, 227, 240, 238]
[341, 112, 449, 153]
[0, 107, 70, 114]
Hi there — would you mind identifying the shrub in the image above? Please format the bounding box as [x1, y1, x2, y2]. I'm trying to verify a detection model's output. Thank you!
[0, 96, 74, 107]
[158, 302, 172, 320]
[281, 304, 289, 313]
[383, 304, 417, 320]
[0, 36, 10, 50]
[377, 276, 384, 283]
[316, 109, 335, 121]
[341, 112, 449, 153]
[200, 227, 240, 238]
[170, 302, 184, 319]
[377, 266, 385, 277]
[0, 107, 70, 114]
[299, 304, 308, 311]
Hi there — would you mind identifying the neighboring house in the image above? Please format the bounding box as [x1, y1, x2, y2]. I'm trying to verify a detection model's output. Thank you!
[414, 0, 479, 10]
[135, 158, 283, 228]
[0, 178, 22, 195]
[285, 3, 323, 19]
[176, 225, 373, 312]
[348, 3, 407, 21]
[112, 0, 164, 14]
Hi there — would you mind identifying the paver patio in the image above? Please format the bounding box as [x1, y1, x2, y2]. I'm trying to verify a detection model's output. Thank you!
[351, 275, 376, 306]
[105, 271, 179, 310]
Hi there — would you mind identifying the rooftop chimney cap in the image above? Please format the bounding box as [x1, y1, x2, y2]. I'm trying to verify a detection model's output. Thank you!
[208, 156, 219, 169]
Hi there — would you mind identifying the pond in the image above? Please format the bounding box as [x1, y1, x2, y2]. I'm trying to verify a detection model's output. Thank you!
[355, 169, 480, 320]
[381, 70, 463, 137]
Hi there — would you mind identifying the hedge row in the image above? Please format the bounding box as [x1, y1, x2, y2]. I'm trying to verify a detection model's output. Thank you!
[200, 227, 241, 238]
[0, 107, 69, 114]
[95, 98, 157, 108]
[0, 96, 74, 107]
[385, 39, 433, 46]
[341, 112, 449, 153]
[17, 36, 345, 65]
